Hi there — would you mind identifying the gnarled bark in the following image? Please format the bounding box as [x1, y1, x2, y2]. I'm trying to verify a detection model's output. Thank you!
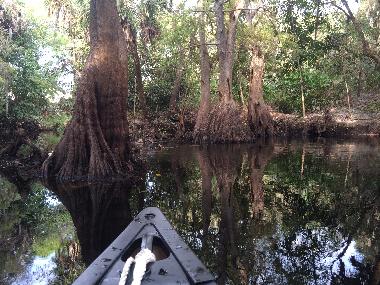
[247, 46, 273, 139]
[42, 0, 130, 181]
[203, 0, 250, 143]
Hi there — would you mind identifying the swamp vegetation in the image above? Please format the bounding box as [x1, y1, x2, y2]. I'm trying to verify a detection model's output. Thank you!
[0, 141, 380, 284]
[0, 0, 380, 284]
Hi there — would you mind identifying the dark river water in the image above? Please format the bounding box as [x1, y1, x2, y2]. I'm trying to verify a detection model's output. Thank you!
[1, 140, 380, 285]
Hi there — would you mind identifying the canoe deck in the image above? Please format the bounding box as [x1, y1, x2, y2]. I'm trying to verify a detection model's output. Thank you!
[73, 207, 216, 285]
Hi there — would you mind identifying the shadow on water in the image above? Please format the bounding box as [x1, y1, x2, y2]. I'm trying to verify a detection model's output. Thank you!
[1, 140, 380, 284]
[46, 182, 143, 265]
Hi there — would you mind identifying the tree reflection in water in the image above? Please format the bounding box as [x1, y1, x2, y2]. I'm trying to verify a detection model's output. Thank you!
[144, 142, 380, 284]
[46, 182, 143, 265]
[5, 142, 375, 284]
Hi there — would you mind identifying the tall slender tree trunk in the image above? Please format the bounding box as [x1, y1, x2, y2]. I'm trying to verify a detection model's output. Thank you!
[247, 46, 273, 139]
[314, 0, 320, 41]
[42, 0, 130, 181]
[207, 0, 250, 143]
[134, 50, 146, 115]
[214, 0, 244, 102]
[300, 66, 306, 118]
[123, 21, 147, 116]
[169, 51, 185, 111]
[194, 2, 211, 143]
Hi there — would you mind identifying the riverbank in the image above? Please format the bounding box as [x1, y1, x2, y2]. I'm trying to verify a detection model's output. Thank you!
[1, 106, 379, 168]
[128, 107, 380, 148]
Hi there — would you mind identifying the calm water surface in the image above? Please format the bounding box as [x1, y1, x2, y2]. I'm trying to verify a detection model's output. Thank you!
[1, 140, 379, 284]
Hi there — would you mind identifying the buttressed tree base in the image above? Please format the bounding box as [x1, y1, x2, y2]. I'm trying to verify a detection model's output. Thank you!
[42, 0, 131, 181]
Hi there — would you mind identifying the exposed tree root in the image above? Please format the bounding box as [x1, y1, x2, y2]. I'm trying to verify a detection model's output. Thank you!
[207, 101, 251, 143]
[41, 0, 131, 182]
[247, 101, 273, 139]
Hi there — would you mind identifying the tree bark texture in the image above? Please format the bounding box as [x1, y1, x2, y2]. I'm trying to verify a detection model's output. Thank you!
[201, 0, 250, 143]
[194, 5, 211, 143]
[214, 0, 244, 102]
[247, 46, 273, 139]
[42, 0, 130, 181]
[123, 21, 147, 115]
[169, 50, 185, 111]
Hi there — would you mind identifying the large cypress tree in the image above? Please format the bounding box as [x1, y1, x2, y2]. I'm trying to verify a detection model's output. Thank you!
[42, 0, 131, 181]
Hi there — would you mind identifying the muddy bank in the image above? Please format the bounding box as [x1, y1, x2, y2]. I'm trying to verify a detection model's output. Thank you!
[1, 108, 379, 172]
[129, 108, 380, 147]
[272, 110, 380, 139]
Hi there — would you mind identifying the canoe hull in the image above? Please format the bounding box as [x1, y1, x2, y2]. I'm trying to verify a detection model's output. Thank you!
[73, 207, 216, 285]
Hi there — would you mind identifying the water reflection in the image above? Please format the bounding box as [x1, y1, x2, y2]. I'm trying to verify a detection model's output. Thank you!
[46, 182, 142, 265]
[1, 141, 380, 284]
[0, 178, 75, 285]
[145, 142, 380, 284]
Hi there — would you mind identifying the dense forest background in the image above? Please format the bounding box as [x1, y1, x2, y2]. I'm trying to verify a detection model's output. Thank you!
[0, 0, 380, 149]
[1, 1, 380, 283]
[0, 0, 380, 119]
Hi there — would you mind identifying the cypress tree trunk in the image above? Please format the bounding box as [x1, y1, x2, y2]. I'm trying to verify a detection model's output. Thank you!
[214, 0, 244, 102]
[206, 0, 250, 143]
[42, 0, 130, 181]
[247, 46, 273, 139]
[194, 3, 211, 143]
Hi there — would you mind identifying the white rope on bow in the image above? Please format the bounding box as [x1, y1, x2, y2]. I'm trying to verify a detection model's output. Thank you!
[118, 248, 156, 285]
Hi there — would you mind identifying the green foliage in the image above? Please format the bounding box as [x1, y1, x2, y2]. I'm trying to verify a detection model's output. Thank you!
[52, 238, 85, 285]
[141, 9, 199, 110]
[32, 233, 61, 257]
[36, 132, 61, 153]
[1, 0, 380, 125]
[0, 179, 76, 284]
[265, 68, 334, 113]
[367, 101, 380, 113]
[41, 111, 71, 133]
[0, 177, 21, 236]
[0, 1, 68, 120]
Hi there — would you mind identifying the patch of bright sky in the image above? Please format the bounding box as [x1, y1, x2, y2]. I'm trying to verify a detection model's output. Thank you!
[22, 0, 50, 22]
